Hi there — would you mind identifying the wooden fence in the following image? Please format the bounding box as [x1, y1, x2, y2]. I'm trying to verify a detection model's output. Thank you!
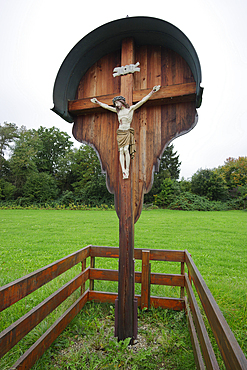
[0, 246, 246, 369]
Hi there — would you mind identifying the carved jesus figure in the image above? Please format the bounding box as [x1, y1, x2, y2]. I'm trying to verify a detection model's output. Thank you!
[91, 85, 160, 179]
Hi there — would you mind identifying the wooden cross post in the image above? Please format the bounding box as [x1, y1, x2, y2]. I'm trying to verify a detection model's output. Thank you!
[117, 38, 136, 342]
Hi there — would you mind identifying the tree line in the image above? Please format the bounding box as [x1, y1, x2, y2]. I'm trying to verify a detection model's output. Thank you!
[0, 122, 246, 210]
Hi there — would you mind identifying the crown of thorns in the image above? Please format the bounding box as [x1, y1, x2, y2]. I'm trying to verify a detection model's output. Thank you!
[112, 96, 126, 105]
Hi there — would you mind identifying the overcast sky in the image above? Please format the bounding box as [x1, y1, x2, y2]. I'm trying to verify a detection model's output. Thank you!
[0, 0, 246, 179]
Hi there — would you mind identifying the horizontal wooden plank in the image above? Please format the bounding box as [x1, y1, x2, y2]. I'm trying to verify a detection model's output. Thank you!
[150, 273, 184, 287]
[89, 268, 184, 287]
[12, 290, 89, 370]
[69, 93, 116, 115]
[90, 268, 118, 281]
[0, 269, 89, 359]
[88, 292, 141, 308]
[149, 249, 185, 262]
[88, 291, 184, 311]
[185, 273, 219, 370]
[90, 246, 119, 258]
[185, 250, 247, 370]
[150, 296, 185, 311]
[0, 246, 90, 312]
[139, 249, 185, 262]
[137, 272, 184, 286]
[88, 290, 118, 303]
[90, 246, 185, 262]
[68, 83, 196, 116]
[133, 83, 196, 104]
[89, 269, 141, 284]
[135, 271, 142, 283]
[185, 297, 206, 370]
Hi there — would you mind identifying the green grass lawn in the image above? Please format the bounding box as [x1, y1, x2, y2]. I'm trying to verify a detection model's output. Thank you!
[0, 209, 246, 369]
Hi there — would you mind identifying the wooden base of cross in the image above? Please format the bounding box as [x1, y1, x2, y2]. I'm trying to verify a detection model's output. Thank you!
[116, 177, 136, 342]
[114, 298, 138, 341]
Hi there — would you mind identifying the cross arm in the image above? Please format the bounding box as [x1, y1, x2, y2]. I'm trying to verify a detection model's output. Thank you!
[68, 93, 116, 116]
[130, 86, 159, 112]
[133, 82, 196, 107]
[68, 82, 196, 116]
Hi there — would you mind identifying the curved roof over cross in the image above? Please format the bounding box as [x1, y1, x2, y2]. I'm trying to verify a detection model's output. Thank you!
[52, 16, 203, 123]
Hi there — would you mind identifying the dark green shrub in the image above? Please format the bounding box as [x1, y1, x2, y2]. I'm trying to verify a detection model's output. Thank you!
[58, 190, 75, 206]
[22, 172, 59, 204]
[0, 179, 16, 200]
[191, 169, 228, 201]
[154, 178, 179, 207]
[169, 192, 231, 211]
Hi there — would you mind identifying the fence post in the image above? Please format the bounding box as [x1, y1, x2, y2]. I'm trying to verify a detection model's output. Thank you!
[180, 262, 185, 299]
[90, 256, 95, 291]
[81, 258, 86, 295]
[141, 250, 151, 310]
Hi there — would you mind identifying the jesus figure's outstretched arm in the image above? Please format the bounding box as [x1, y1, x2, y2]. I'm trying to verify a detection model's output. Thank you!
[90, 98, 117, 113]
[130, 85, 160, 112]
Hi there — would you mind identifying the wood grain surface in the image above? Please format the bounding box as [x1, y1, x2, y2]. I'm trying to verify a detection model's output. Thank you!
[71, 44, 197, 223]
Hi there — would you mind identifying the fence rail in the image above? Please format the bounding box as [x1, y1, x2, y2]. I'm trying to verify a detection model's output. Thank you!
[0, 245, 246, 370]
[185, 250, 247, 370]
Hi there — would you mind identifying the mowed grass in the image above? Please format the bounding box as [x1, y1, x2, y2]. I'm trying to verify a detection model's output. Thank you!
[0, 209, 246, 369]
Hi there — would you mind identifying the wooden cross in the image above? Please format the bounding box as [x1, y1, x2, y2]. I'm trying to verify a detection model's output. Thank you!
[69, 38, 198, 342]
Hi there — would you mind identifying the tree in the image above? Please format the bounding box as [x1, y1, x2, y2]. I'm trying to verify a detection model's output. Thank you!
[23, 172, 59, 204]
[54, 149, 76, 194]
[8, 126, 74, 199]
[144, 144, 181, 203]
[34, 126, 73, 175]
[154, 178, 180, 207]
[9, 128, 40, 195]
[191, 168, 228, 201]
[0, 122, 19, 175]
[179, 177, 191, 193]
[158, 144, 181, 180]
[70, 145, 114, 205]
[217, 157, 247, 189]
[215, 157, 247, 207]
[0, 179, 16, 200]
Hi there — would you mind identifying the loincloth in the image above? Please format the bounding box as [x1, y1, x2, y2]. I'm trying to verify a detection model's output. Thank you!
[116, 128, 136, 159]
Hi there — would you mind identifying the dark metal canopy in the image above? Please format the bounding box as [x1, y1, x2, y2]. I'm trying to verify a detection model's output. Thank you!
[52, 16, 203, 123]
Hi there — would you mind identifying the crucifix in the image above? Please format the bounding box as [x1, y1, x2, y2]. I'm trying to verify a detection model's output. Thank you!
[53, 18, 202, 342]
[91, 85, 161, 179]
[68, 37, 198, 342]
